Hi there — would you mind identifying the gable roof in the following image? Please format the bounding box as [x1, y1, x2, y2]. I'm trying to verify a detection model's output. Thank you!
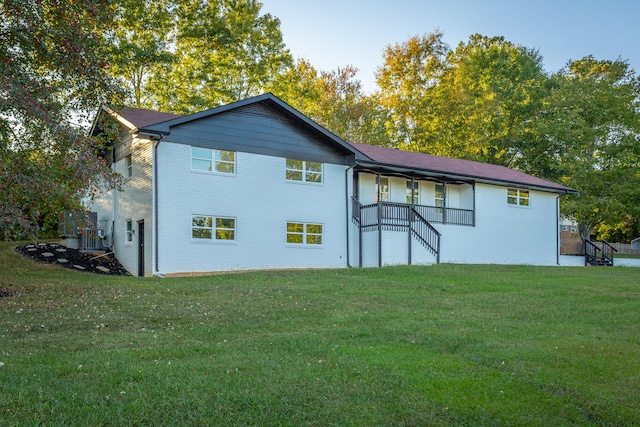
[349, 142, 576, 194]
[96, 94, 574, 195]
[141, 93, 357, 156]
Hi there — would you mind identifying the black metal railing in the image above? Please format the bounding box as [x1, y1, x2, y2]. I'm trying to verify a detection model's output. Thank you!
[352, 197, 442, 260]
[584, 239, 617, 266]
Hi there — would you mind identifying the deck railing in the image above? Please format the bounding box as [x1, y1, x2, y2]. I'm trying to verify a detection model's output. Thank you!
[584, 239, 617, 266]
[351, 198, 442, 260]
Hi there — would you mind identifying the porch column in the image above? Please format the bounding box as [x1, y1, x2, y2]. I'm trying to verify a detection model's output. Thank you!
[377, 173, 382, 268]
[408, 178, 415, 265]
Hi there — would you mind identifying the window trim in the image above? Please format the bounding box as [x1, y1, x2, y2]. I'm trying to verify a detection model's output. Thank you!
[191, 215, 236, 242]
[507, 188, 530, 207]
[125, 219, 133, 244]
[125, 154, 132, 178]
[286, 221, 324, 246]
[375, 177, 389, 202]
[406, 180, 419, 204]
[191, 146, 236, 175]
[285, 159, 323, 184]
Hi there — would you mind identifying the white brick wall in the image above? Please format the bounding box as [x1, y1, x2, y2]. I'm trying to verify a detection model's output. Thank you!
[155, 142, 349, 274]
[89, 137, 154, 276]
[437, 183, 558, 265]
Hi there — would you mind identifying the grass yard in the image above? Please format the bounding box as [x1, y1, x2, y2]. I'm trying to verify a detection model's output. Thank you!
[1, 241, 640, 426]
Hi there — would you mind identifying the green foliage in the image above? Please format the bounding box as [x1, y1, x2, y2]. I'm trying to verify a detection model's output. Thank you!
[270, 60, 391, 145]
[0, 0, 123, 240]
[141, 0, 292, 113]
[2, 242, 640, 425]
[539, 57, 640, 238]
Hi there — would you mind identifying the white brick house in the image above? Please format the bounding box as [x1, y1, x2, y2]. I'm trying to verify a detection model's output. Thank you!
[90, 93, 575, 276]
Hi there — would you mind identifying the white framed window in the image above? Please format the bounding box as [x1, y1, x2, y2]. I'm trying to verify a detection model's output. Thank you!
[406, 180, 419, 204]
[561, 225, 569, 232]
[125, 219, 133, 243]
[375, 177, 389, 202]
[286, 222, 323, 245]
[286, 159, 323, 183]
[507, 188, 530, 206]
[191, 147, 236, 174]
[435, 183, 445, 212]
[125, 154, 132, 177]
[192, 215, 236, 241]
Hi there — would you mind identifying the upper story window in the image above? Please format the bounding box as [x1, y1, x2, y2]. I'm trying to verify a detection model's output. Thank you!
[507, 188, 529, 206]
[192, 215, 236, 241]
[125, 154, 132, 177]
[375, 177, 389, 202]
[192, 147, 236, 174]
[406, 180, 419, 204]
[286, 159, 323, 183]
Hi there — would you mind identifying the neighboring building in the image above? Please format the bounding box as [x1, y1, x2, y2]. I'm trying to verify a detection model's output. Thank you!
[560, 218, 582, 254]
[89, 93, 576, 276]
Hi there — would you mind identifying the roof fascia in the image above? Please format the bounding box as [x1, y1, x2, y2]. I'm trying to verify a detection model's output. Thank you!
[355, 160, 577, 195]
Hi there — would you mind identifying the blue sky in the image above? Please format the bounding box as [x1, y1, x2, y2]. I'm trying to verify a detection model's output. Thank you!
[261, 0, 639, 93]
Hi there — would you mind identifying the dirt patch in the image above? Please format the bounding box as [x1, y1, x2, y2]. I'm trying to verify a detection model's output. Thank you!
[14, 243, 130, 276]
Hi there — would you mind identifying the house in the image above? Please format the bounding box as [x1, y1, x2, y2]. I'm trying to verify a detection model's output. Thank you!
[89, 93, 576, 276]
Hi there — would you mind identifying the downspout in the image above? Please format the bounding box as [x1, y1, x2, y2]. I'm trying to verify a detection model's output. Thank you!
[345, 162, 355, 268]
[556, 195, 561, 265]
[153, 136, 164, 275]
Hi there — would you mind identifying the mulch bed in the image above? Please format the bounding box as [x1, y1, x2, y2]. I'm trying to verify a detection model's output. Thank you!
[14, 243, 130, 276]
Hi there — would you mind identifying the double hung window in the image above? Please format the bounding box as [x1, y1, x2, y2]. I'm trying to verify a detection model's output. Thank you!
[375, 177, 389, 202]
[192, 147, 236, 174]
[406, 180, 419, 204]
[192, 215, 236, 241]
[286, 222, 323, 245]
[286, 159, 323, 183]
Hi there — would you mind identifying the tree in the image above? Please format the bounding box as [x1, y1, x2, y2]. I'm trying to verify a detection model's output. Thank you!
[108, 0, 174, 108]
[144, 0, 292, 113]
[434, 35, 548, 169]
[0, 0, 123, 240]
[539, 57, 640, 239]
[375, 30, 449, 151]
[269, 60, 391, 146]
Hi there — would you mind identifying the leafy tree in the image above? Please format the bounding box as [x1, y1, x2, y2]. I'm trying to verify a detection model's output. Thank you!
[145, 0, 292, 113]
[0, 0, 123, 240]
[434, 35, 548, 169]
[108, 0, 174, 108]
[375, 30, 449, 151]
[540, 57, 640, 239]
[269, 60, 390, 146]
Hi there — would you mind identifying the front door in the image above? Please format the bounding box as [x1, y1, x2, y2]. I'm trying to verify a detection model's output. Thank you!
[137, 220, 145, 277]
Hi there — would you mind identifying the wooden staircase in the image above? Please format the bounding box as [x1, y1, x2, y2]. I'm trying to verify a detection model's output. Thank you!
[584, 239, 617, 266]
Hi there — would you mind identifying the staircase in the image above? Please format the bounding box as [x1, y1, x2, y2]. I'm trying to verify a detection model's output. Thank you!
[584, 239, 617, 266]
[352, 197, 441, 263]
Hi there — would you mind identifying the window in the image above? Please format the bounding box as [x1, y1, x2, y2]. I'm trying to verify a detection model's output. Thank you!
[435, 183, 445, 212]
[191, 147, 235, 174]
[192, 215, 236, 241]
[406, 180, 419, 204]
[561, 225, 569, 232]
[507, 188, 529, 206]
[126, 219, 133, 243]
[286, 159, 323, 183]
[287, 222, 323, 245]
[125, 154, 132, 177]
[375, 177, 389, 202]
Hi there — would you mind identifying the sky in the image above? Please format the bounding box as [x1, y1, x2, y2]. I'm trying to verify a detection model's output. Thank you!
[260, 0, 639, 94]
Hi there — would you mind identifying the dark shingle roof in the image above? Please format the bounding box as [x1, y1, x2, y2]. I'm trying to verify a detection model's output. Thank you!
[118, 107, 182, 129]
[348, 142, 574, 194]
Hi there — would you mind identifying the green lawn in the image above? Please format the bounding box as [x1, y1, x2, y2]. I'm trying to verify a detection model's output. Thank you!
[1, 241, 640, 426]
